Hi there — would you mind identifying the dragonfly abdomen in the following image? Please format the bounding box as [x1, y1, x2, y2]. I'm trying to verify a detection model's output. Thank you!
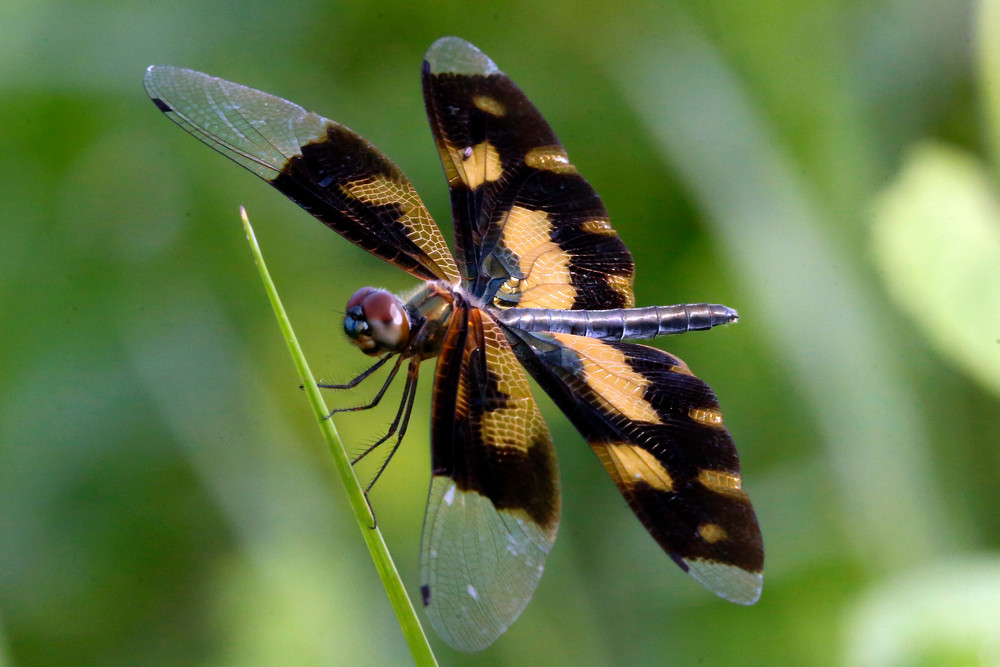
[498, 303, 738, 341]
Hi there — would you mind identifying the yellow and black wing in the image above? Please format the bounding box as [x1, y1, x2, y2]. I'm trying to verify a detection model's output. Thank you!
[420, 303, 560, 651]
[505, 328, 764, 604]
[422, 37, 634, 310]
[144, 66, 460, 284]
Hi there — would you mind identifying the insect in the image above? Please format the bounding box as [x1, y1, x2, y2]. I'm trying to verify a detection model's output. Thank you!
[144, 37, 763, 651]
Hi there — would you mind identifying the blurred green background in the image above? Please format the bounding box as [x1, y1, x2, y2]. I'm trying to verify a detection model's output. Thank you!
[3, 0, 1000, 664]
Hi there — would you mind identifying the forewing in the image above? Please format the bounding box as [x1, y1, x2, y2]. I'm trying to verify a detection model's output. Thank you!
[422, 37, 634, 309]
[144, 66, 460, 283]
[420, 305, 559, 651]
[505, 327, 763, 604]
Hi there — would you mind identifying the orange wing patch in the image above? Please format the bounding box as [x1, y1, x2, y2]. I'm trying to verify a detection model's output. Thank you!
[550, 333, 661, 424]
[578, 218, 614, 234]
[473, 95, 506, 117]
[477, 313, 552, 466]
[501, 206, 552, 259]
[524, 145, 577, 174]
[497, 206, 578, 309]
[339, 175, 460, 283]
[698, 523, 729, 544]
[437, 139, 504, 189]
[595, 442, 674, 493]
[697, 469, 749, 500]
[688, 406, 725, 428]
[605, 274, 636, 308]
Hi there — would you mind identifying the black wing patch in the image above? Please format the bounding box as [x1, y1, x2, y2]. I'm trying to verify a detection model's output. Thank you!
[503, 326, 763, 603]
[420, 303, 559, 651]
[422, 37, 635, 310]
[144, 65, 460, 283]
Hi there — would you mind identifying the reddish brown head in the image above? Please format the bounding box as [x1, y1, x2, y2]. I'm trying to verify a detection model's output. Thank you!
[343, 287, 411, 355]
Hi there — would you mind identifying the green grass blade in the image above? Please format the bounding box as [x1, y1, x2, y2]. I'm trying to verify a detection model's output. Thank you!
[240, 207, 438, 666]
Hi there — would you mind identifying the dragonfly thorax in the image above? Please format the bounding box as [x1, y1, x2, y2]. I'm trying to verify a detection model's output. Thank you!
[400, 281, 459, 361]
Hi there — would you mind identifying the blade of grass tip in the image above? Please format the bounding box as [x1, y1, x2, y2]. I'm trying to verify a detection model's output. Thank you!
[240, 207, 438, 666]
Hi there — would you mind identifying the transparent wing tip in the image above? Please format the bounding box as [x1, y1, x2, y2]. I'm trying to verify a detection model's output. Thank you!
[425, 36, 499, 76]
[143, 65, 204, 108]
[683, 557, 763, 605]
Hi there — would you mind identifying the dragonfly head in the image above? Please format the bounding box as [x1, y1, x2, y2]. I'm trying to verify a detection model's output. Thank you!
[344, 287, 411, 356]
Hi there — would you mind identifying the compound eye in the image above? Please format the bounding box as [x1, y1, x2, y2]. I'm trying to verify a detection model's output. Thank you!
[342, 288, 410, 355]
[345, 286, 377, 312]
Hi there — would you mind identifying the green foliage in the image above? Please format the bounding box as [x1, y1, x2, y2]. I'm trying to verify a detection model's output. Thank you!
[240, 209, 436, 665]
[872, 143, 1000, 400]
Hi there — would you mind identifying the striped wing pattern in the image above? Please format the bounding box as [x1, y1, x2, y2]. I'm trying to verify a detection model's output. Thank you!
[422, 38, 635, 310]
[504, 327, 764, 604]
[146, 37, 762, 653]
[143, 66, 459, 283]
[421, 302, 559, 651]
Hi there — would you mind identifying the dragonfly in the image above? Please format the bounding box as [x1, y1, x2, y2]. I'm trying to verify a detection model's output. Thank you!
[144, 36, 763, 652]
